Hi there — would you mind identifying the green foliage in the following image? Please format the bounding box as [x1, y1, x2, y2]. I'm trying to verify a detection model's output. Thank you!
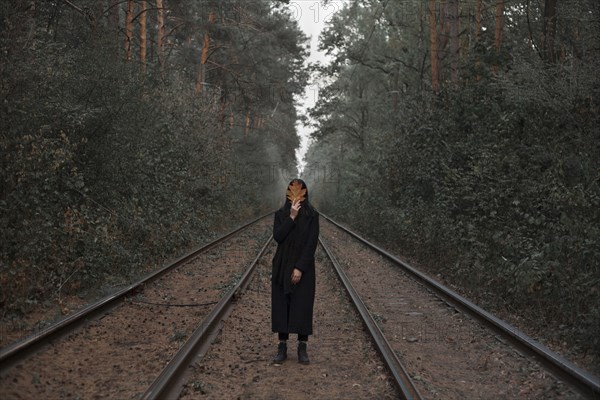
[305, 0, 600, 360]
[1, 1, 307, 321]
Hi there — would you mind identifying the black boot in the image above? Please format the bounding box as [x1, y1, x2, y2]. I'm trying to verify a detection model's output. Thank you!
[297, 341, 310, 365]
[272, 341, 287, 364]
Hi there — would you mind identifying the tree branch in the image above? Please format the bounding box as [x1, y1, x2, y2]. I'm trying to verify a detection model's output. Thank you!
[63, 0, 95, 23]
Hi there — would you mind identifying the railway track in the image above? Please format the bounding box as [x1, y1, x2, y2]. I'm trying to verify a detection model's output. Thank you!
[143, 236, 422, 399]
[172, 235, 408, 399]
[320, 238, 422, 400]
[142, 233, 275, 400]
[0, 211, 272, 371]
[2, 212, 598, 399]
[0, 213, 273, 398]
[321, 214, 600, 399]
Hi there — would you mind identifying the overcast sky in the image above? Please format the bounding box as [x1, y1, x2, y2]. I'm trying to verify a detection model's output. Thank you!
[285, 1, 341, 174]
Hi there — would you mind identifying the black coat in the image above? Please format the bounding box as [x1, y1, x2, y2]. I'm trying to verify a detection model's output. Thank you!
[271, 207, 319, 336]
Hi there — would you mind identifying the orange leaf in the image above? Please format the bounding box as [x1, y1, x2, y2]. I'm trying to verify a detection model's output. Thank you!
[286, 180, 306, 202]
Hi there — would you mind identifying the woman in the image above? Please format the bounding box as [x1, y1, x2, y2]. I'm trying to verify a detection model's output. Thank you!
[271, 178, 319, 365]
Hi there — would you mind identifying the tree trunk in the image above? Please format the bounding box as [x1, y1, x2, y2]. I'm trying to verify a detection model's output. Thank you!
[139, 0, 147, 72]
[475, 0, 482, 39]
[196, 11, 217, 93]
[108, 0, 119, 53]
[474, 0, 482, 80]
[494, 0, 504, 51]
[429, 0, 440, 92]
[245, 112, 251, 135]
[219, 100, 227, 131]
[156, 0, 165, 72]
[255, 114, 263, 129]
[25, 0, 36, 33]
[543, 0, 557, 62]
[448, 0, 460, 83]
[438, 0, 448, 85]
[124, 0, 134, 61]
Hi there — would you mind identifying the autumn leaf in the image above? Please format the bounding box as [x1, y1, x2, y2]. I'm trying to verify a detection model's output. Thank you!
[286, 180, 306, 202]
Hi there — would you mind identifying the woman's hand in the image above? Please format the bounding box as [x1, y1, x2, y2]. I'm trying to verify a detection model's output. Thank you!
[290, 199, 301, 220]
[291, 268, 302, 284]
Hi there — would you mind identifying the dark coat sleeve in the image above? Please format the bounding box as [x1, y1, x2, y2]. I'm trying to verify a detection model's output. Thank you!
[294, 214, 319, 273]
[273, 211, 296, 244]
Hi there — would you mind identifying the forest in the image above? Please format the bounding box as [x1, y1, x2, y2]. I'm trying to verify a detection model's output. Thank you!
[1, 0, 599, 376]
[303, 0, 599, 365]
[1, 0, 306, 329]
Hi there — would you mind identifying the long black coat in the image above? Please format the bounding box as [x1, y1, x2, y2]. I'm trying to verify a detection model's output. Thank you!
[271, 208, 319, 336]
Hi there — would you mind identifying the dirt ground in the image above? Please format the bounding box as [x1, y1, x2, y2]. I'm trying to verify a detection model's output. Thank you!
[321, 220, 583, 399]
[0, 220, 272, 399]
[1, 215, 593, 399]
[0, 217, 270, 349]
[179, 243, 399, 399]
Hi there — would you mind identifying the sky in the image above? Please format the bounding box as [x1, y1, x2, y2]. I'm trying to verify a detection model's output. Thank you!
[284, 1, 340, 174]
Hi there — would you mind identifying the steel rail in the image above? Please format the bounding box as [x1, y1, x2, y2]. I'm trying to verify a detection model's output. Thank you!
[320, 238, 423, 400]
[142, 234, 273, 400]
[0, 211, 274, 372]
[321, 213, 600, 399]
